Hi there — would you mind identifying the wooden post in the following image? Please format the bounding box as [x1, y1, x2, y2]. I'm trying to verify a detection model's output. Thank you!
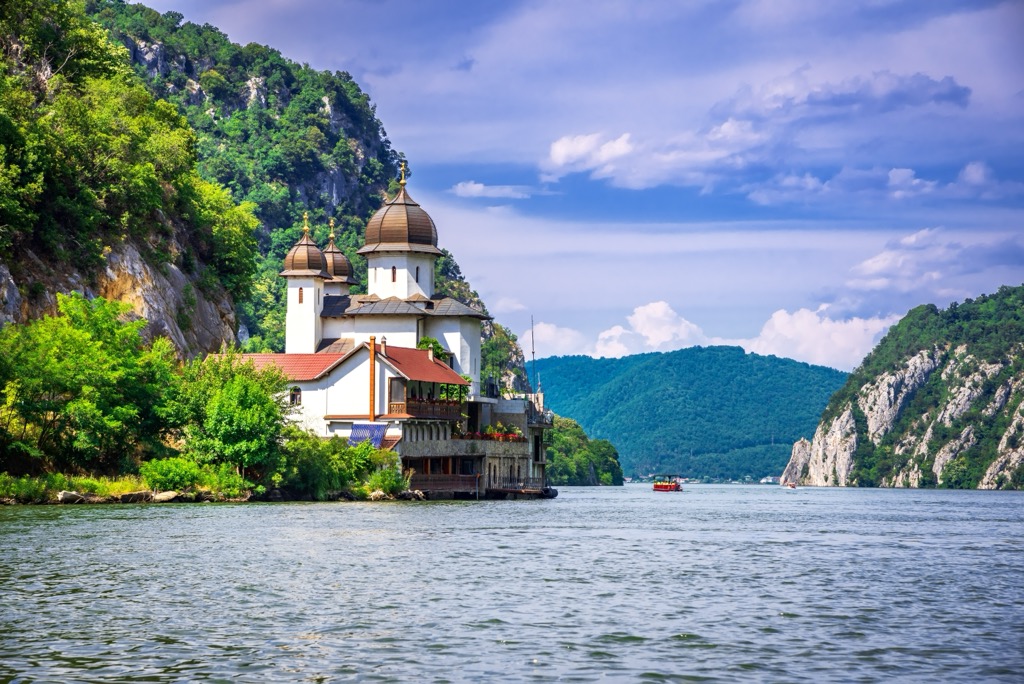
[368, 335, 376, 421]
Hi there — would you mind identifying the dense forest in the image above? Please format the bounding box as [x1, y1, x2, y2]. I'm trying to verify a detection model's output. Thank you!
[532, 347, 847, 480]
[0, 0, 257, 301]
[788, 284, 1024, 489]
[545, 416, 623, 486]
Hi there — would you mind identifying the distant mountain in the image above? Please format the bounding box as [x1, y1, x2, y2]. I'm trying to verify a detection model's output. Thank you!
[783, 284, 1024, 489]
[531, 347, 847, 480]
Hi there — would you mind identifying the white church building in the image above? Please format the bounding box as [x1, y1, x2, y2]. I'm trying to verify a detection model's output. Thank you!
[243, 173, 553, 498]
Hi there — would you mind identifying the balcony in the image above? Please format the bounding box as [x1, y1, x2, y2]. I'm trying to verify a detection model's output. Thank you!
[388, 399, 463, 421]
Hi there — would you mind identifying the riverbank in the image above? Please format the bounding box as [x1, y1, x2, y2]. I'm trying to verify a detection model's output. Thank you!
[0, 472, 415, 505]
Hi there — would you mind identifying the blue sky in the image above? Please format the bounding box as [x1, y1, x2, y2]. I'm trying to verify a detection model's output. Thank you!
[142, 0, 1024, 370]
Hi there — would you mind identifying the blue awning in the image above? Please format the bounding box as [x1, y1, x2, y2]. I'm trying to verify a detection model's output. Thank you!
[348, 423, 387, 448]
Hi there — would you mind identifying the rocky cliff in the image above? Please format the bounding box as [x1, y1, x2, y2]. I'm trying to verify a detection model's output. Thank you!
[0, 234, 236, 358]
[782, 287, 1024, 489]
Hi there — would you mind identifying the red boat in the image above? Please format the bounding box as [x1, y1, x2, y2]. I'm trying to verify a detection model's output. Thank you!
[653, 479, 682, 492]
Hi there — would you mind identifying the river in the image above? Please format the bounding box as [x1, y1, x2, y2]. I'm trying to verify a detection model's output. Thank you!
[1, 484, 1021, 682]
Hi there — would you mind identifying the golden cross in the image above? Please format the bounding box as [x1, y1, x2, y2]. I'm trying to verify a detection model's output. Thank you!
[329, 217, 335, 239]
[399, 161, 407, 185]
[302, 211, 309, 234]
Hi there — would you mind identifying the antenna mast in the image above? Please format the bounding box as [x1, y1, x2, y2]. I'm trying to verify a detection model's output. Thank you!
[531, 315, 537, 392]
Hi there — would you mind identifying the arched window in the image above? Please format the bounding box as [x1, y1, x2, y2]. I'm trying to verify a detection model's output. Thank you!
[391, 266, 397, 282]
[289, 387, 302, 406]
[298, 287, 304, 304]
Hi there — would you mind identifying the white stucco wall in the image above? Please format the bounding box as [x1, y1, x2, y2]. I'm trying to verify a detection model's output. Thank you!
[366, 252, 435, 299]
[284, 276, 325, 353]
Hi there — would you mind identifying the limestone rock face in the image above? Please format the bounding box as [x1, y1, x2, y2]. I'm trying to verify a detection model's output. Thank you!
[97, 243, 235, 357]
[782, 339, 1024, 489]
[857, 349, 942, 445]
[0, 238, 236, 358]
[785, 404, 858, 486]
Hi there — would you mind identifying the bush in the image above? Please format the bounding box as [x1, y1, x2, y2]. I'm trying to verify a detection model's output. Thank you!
[140, 457, 203, 491]
[366, 466, 409, 497]
[202, 463, 252, 499]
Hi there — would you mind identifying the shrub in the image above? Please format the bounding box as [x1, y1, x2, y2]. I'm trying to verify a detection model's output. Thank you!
[366, 466, 409, 497]
[202, 463, 252, 499]
[140, 457, 203, 491]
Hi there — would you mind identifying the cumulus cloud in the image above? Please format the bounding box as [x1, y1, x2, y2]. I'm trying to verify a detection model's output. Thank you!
[542, 132, 633, 180]
[451, 180, 531, 199]
[524, 321, 589, 358]
[744, 306, 900, 370]
[587, 300, 896, 369]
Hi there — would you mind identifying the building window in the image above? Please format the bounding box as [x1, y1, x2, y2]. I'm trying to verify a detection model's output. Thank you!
[391, 266, 397, 282]
[298, 287, 303, 304]
[416, 266, 420, 283]
[289, 387, 302, 406]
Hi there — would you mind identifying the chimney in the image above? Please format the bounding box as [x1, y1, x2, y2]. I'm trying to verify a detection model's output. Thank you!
[368, 336, 376, 421]
[427, 346, 434, 363]
[380, 336, 387, 357]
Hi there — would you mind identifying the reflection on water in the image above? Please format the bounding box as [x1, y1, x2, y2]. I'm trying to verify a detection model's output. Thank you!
[1, 485, 1022, 682]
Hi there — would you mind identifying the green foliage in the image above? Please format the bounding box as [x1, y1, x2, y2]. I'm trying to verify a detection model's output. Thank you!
[169, 348, 289, 486]
[0, 293, 177, 474]
[546, 416, 624, 486]
[0, 471, 144, 502]
[366, 452, 409, 497]
[0, 0, 256, 299]
[533, 346, 847, 479]
[279, 426, 383, 500]
[482, 323, 526, 391]
[140, 456, 202, 491]
[416, 336, 449, 361]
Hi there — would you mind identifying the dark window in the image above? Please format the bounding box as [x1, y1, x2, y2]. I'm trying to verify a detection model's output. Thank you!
[298, 287, 303, 304]
[416, 266, 420, 283]
[289, 387, 302, 406]
[392, 266, 396, 282]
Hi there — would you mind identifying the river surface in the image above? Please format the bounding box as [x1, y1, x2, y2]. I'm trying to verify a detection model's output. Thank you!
[1, 484, 1022, 682]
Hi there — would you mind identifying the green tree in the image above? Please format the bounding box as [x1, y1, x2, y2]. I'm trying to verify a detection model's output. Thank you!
[170, 349, 289, 486]
[0, 293, 176, 474]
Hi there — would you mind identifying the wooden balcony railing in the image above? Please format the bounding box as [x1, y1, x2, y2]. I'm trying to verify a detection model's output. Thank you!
[388, 399, 463, 420]
[487, 477, 545, 493]
[409, 474, 480, 493]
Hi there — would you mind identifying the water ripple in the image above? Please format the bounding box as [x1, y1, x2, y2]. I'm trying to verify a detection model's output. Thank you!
[1, 486, 1022, 682]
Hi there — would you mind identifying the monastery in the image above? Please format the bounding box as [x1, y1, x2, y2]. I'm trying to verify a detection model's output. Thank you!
[244, 170, 554, 499]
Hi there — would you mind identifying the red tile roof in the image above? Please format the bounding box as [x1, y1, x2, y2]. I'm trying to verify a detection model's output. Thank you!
[240, 354, 345, 382]
[376, 345, 469, 385]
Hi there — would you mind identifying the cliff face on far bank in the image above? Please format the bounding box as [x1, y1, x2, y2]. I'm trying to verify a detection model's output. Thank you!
[782, 286, 1024, 490]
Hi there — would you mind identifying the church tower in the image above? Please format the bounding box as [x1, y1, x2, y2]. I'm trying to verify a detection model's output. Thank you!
[358, 164, 441, 299]
[280, 213, 329, 353]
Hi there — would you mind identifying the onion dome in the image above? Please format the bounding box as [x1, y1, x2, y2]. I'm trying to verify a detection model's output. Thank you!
[280, 212, 330, 278]
[358, 163, 441, 255]
[323, 218, 357, 284]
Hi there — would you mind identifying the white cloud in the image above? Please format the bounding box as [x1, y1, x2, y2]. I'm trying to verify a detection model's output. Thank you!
[542, 132, 633, 180]
[492, 297, 527, 313]
[523, 321, 588, 358]
[451, 181, 531, 199]
[626, 301, 707, 350]
[744, 306, 900, 369]
[887, 168, 937, 199]
[578, 300, 897, 369]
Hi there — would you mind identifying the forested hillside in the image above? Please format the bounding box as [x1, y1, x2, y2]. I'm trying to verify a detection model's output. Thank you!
[532, 347, 847, 480]
[0, 0, 256, 353]
[783, 284, 1024, 489]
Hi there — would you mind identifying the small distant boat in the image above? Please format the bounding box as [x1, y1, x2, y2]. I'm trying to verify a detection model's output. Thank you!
[785, 481, 797, 489]
[653, 479, 682, 492]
